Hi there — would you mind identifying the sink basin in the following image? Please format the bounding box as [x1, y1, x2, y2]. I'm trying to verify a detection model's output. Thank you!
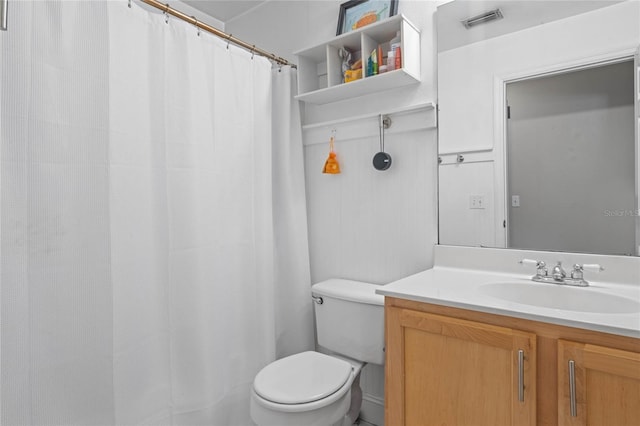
[480, 282, 640, 314]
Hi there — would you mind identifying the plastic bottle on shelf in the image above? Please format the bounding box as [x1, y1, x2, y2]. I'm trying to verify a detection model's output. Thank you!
[387, 50, 395, 71]
[390, 31, 401, 50]
[395, 46, 402, 70]
[389, 30, 401, 71]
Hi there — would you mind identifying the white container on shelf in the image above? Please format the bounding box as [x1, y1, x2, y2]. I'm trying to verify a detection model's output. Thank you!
[387, 50, 395, 71]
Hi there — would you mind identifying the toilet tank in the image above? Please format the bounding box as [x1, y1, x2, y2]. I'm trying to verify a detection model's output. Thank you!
[311, 279, 385, 365]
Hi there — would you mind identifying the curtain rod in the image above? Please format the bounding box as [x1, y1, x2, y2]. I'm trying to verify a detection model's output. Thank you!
[137, 0, 296, 68]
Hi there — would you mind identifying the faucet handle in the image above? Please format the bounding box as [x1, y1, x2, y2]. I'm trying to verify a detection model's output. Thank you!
[569, 264, 602, 286]
[571, 263, 603, 278]
[520, 258, 547, 276]
[520, 258, 544, 267]
[581, 264, 604, 273]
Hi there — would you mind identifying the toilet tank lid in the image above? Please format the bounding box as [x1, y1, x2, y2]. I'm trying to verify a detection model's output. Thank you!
[311, 279, 385, 306]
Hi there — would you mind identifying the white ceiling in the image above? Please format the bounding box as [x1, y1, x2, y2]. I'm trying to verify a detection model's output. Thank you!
[182, 0, 267, 23]
[182, 0, 626, 36]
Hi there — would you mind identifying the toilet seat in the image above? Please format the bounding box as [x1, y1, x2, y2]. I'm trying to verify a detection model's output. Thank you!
[253, 351, 352, 405]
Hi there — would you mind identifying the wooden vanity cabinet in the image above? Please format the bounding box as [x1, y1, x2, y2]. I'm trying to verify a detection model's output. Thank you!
[385, 297, 640, 426]
[386, 303, 537, 425]
[557, 340, 640, 426]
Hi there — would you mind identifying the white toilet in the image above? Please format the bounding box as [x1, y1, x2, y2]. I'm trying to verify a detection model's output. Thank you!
[250, 278, 385, 426]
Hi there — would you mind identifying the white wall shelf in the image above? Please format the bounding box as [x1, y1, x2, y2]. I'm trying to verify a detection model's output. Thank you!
[302, 102, 436, 146]
[294, 14, 421, 105]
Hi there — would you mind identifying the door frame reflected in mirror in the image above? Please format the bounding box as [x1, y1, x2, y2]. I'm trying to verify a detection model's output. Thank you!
[492, 48, 639, 255]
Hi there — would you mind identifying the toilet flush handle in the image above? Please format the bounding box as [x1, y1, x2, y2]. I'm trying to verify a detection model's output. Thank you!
[311, 295, 323, 305]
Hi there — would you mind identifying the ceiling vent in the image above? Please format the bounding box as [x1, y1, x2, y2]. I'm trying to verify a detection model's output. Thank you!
[461, 9, 504, 29]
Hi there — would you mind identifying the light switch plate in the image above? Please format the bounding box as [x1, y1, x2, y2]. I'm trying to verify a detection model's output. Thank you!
[470, 195, 485, 209]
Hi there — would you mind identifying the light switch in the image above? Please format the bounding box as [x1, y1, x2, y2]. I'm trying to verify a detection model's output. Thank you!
[511, 195, 520, 207]
[469, 195, 485, 209]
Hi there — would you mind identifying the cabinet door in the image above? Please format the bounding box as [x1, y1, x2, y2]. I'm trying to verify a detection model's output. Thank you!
[558, 340, 640, 426]
[386, 307, 537, 426]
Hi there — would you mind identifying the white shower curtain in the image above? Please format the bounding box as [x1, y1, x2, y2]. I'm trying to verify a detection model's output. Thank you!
[1, 2, 114, 424]
[1, 1, 313, 425]
[271, 65, 315, 361]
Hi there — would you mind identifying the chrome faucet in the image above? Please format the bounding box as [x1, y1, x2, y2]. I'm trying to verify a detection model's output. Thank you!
[551, 261, 566, 281]
[520, 259, 603, 287]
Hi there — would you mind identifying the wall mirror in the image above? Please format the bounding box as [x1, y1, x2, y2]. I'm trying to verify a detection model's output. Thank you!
[436, 0, 640, 256]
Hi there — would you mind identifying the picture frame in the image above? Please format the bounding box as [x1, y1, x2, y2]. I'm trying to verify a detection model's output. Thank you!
[336, 0, 398, 35]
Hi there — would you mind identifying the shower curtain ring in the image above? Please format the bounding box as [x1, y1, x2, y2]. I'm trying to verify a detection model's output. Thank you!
[192, 16, 200, 36]
[164, 4, 170, 24]
[251, 45, 256, 59]
[226, 34, 232, 50]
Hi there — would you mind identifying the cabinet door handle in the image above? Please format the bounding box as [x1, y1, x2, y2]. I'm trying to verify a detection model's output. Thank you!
[569, 359, 577, 417]
[518, 349, 524, 402]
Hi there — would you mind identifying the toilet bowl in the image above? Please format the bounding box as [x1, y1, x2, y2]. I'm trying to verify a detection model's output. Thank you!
[250, 351, 363, 426]
[249, 279, 385, 426]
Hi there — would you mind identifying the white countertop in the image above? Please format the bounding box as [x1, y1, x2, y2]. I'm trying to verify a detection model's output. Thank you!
[376, 266, 640, 338]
